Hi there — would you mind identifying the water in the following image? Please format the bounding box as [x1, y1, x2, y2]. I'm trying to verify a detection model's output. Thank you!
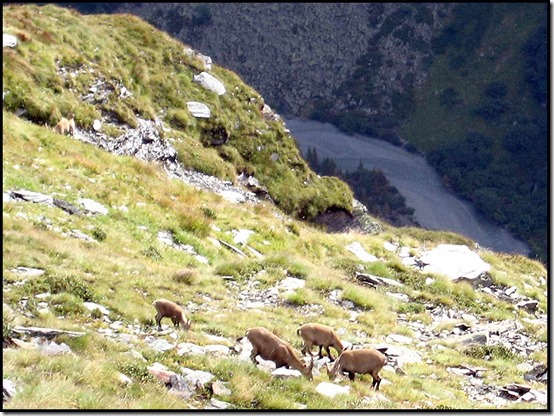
[285, 117, 530, 256]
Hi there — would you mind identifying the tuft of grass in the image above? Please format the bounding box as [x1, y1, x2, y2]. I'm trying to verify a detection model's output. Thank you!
[172, 268, 197, 285]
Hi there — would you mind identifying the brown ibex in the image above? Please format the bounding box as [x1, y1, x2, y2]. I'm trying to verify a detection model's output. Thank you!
[297, 323, 344, 362]
[326, 348, 387, 390]
[152, 299, 191, 331]
[244, 327, 314, 381]
[52, 113, 76, 137]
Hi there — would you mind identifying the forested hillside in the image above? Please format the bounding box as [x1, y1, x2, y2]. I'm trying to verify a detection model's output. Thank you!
[401, 4, 547, 262]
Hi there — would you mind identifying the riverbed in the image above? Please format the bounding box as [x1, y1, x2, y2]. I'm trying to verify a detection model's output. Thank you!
[285, 117, 530, 256]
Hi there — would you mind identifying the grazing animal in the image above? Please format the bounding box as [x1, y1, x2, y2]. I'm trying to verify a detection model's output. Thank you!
[152, 298, 191, 331]
[53, 114, 76, 136]
[326, 348, 387, 390]
[244, 326, 314, 381]
[297, 323, 344, 362]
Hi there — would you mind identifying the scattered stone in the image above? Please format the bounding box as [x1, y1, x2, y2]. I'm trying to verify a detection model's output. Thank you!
[515, 300, 539, 313]
[77, 198, 108, 215]
[10, 189, 53, 205]
[204, 345, 231, 356]
[118, 373, 133, 386]
[419, 244, 490, 281]
[83, 302, 110, 316]
[383, 242, 397, 252]
[361, 393, 390, 404]
[10, 338, 35, 350]
[149, 338, 175, 353]
[278, 276, 305, 291]
[9, 267, 45, 277]
[3, 33, 17, 48]
[212, 381, 232, 397]
[315, 382, 350, 398]
[68, 229, 96, 242]
[181, 368, 214, 388]
[271, 367, 302, 378]
[385, 292, 410, 302]
[345, 242, 377, 263]
[260, 104, 281, 121]
[459, 331, 488, 345]
[92, 119, 102, 131]
[516, 363, 533, 373]
[176, 342, 205, 356]
[187, 101, 211, 118]
[209, 398, 231, 409]
[355, 272, 403, 287]
[524, 365, 547, 383]
[3, 379, 16, 402]
[11, 326, 85, 339]
[385, 334, 413, 345]
[232, 229, 255, 246]
[52, 198, 82, 215]
[193, 72, 226, 95]
[38, 340, 72, 355]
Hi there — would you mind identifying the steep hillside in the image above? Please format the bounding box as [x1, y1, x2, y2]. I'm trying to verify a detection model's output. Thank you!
[2, 4, 353, 224]
[62, 3, 548, 262]
[402, 3, 548, 262]
[2, 5, 547, 410]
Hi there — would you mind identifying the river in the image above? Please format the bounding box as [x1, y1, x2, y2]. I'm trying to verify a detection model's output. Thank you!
[285, 117, 530, 256]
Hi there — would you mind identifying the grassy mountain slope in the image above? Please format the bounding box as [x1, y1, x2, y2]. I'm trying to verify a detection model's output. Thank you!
[2, 5, 547, 410]
[2, 4, 352, 222]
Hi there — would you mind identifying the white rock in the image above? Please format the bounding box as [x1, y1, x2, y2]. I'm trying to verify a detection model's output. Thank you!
[386, 334, 413, 345]
[195, 255, 210, 264]
[11, 189, 53, 205]
[193, 72, 226, 95]
[149, 339, 175, 353]
[196, 53, 212, 70]
[3, 379, 16, 400]
[315, 382, 350, 398]
[386, 292, 410, 302]
[383, 242, 397, 252]
[10, 267, 45, 277]
[209, 398, 230, 409]
[39, 341, 72, 355]
[204, 345, 231, 356]
[278, 277, 305, 291]
[181, 368, 214, 386]
[187, 101, 211, 118]
[3, 33, 17, 48]
[77, 198, 108, 215]
[232, 229, 255, 245]
[419, 244, 490, 280]
[92, 119, 102, 131]
[118, 373, 133, 385]
[346, 242, 377, 262]
[35, 292, 51, 299]
[176, 342, 205, 356]
[271, 367, 302, 378]
[218, 190, 246, 203]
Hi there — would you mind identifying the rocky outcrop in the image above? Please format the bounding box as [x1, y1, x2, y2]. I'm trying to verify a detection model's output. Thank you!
[108, 4, 454, 119]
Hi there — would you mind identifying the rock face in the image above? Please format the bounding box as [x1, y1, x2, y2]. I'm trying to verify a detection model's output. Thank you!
[110, 3, 453, 118]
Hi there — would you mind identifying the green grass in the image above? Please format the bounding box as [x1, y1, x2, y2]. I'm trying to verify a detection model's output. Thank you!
[1, 4, 548, 411]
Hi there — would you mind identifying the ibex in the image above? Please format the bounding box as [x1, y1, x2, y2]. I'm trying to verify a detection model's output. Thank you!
[244, 327, 314, 381]
[152, 299, 191, 331]
[53, 113, 76, 137]
[297, 323, 344, 362]
[326, 348, 387, 390]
